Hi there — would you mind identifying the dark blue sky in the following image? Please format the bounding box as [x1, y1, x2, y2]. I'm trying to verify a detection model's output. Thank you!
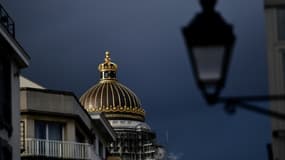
[1, 0, 270, 159]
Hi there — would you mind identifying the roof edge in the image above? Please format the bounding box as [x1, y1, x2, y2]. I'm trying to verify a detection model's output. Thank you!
[0, 24, 30, 68]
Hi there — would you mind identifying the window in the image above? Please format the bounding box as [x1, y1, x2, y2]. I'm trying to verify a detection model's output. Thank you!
[0, 53, 12, 136]
[35, 121, 63, 141]
[277, 9, 285, 41]
[101, 71, 116, 79]
[34, 121, 63, 156]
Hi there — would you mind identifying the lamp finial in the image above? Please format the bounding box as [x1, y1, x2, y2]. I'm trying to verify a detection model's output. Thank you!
[200, 0, 217, 12]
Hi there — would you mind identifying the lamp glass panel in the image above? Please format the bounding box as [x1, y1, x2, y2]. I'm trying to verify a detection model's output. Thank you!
[193, 46, 225, 82]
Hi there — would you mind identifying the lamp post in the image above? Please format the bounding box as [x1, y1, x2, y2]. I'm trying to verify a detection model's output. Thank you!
[182, 0, 285, 120]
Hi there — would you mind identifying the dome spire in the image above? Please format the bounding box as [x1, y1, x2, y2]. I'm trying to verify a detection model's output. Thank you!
[98, 51, 118, 80]
[105, 51, 111, 63]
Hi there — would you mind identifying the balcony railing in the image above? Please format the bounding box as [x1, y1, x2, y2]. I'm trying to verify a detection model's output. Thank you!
[21, 138, 101, 160]
[0, 4, 15, 37]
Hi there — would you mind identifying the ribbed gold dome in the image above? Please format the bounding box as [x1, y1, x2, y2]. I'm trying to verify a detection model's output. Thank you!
[80, 52, 145, 121]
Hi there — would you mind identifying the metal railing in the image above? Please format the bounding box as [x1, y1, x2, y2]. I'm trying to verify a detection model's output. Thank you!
[21, 138, 101, 160]
[20, 121, 25, 153]
[0, 4, 15, 37]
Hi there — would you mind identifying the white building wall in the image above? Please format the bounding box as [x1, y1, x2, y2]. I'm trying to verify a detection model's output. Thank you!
[20, 89, 92, 129]
[19, 88, 115, 160]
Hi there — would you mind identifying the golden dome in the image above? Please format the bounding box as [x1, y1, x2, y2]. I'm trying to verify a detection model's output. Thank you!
[80, 51, 145, 121]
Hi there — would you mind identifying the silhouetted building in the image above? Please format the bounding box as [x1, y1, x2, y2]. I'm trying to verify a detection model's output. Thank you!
[265, 0, 285, 159]
[80, 52, 167, 160]
[0, 4, 30, 160]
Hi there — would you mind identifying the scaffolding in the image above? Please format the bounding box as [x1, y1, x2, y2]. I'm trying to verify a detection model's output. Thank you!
[108, 127, 157, 160]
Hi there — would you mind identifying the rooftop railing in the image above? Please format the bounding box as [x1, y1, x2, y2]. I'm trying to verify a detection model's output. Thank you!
[0, 4, 15, 37]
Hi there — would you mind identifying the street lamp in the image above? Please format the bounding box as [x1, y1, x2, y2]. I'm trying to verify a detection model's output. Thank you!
[182, 0, 235, 104]
[182, 0, 285, 120]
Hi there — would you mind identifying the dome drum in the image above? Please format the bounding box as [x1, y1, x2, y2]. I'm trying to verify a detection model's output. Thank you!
[105, 113, 145, 121]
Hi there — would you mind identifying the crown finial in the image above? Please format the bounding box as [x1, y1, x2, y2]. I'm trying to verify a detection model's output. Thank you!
[98, 51, 118, 79]
[105, 51, 111, 63]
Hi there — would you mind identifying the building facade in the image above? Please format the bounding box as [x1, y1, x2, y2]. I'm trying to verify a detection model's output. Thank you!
[19, 78, 116, 160]
[264, 0, 285, 159]
[80, 52, 166, 160]
[0, 4, 30, 160]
